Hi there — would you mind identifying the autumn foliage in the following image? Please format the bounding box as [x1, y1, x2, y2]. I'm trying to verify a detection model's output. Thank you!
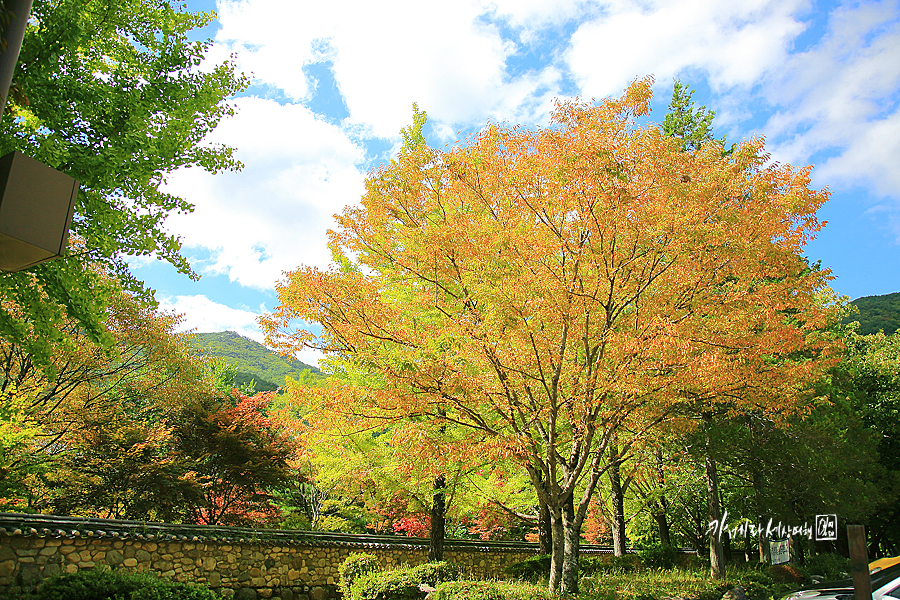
[266, 77, 840, 592]
[0, 278, 299, 525]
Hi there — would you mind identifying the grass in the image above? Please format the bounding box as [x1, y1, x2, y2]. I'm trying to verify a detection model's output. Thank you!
[571, 564, 806, 600]
[578, 567, 734, 600]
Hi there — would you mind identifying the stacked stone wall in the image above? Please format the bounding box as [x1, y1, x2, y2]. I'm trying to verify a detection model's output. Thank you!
[0, 514, 544, 599]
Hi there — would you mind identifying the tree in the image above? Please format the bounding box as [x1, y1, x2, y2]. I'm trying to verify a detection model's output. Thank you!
[48, 407, 199, 521]
[173, 389, 298, 526]
[660, 78, 797, 578]
[0, 280, 209, 513]
[0, 385, 42, 510]
[282, 359, 487, 539]
[0, 0, 246, 366]
[262, 77, 839, 594]
[0, 273, 300, 524]
[828, 330, 900, 555]
[662, 79, 726, 152]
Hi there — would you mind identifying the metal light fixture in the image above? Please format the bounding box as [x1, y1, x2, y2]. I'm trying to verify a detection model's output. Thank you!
[0, 0, 80, 272]
[0, 151, 78, 271]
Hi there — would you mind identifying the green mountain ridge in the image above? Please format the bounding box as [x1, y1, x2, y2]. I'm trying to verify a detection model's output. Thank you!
[191, 331, 320, 392]
[847, 292, 900, 336]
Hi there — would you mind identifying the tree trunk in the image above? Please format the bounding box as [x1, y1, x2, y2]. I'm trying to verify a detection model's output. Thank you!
[609, 449, 627, 556]
[652, 449, 671, 547]
[757, 514, 767, 564]
[705, 443, 725, 578]
[653, 503, 671, 547]
[535, 469, 552, 555]
[723, 530, 732, 562]
[539, 500, 552, 555]
[561, 494, 580, 594]
[429, 473, 445, 562]
[750, 426, 767, 565]
[548, 506, 564, 593]
[759, 528, 770, 564]
[745, 522, 753, 563]
[790, 534, 805, 565]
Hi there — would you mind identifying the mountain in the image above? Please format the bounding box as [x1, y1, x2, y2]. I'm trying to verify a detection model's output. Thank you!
[846, 292, 900, 336]
[190, 331, 320, 392]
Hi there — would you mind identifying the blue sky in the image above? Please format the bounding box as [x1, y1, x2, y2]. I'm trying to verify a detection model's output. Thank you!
[133, 0, 900, 366]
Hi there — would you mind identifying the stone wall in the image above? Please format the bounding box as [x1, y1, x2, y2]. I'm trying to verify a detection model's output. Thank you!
[0, 514, 550, 599]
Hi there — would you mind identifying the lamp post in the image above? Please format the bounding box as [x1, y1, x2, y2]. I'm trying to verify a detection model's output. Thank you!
[0, 0, 33, 121]
[0, 0, 80, 272]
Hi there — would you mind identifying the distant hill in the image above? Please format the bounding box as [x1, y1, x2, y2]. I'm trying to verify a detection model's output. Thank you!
[191, 331, 320, 392]
[846, 292, 900, 335]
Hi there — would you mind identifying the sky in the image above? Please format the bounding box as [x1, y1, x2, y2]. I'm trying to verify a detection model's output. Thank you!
[134, 0, 900, 366]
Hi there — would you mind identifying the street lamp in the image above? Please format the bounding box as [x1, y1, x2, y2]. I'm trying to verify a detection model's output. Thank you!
[0, 0, 79, 272]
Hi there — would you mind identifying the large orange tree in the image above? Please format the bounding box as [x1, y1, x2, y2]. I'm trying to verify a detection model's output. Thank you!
[262, 78, 840, 593]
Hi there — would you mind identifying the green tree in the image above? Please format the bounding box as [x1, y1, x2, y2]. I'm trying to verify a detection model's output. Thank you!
[0, 386, 42, 510]
[191, 331, 321, 393]
[846, 292, 900, 336]
[48, 408, 200, 521]
[830, 330, 900, 555]
[0, 0, 246, 366]
[662, 79, 725, 152]
[0, 276, 302, 524]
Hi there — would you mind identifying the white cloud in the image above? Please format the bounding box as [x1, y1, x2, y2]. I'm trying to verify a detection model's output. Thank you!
[565, 0, 809, 100]
[163, 96, 366, 289]
[487, 0, 584, 29]
[213, 0, 567, 137]
[159, 294, 265, 341]
[159, 294, 324, 366]
[560, 0, 900, 205]
[162, 0, 583, 296]
[759, 1, 900, 202]
[817, 111, 900, 199]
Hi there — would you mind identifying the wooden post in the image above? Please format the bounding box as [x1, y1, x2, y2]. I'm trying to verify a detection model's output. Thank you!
[848, 525, 872, 600]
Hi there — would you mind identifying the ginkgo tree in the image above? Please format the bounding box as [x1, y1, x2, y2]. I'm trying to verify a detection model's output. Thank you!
[0, 0, 246, 367]
[262, 77, 840, 594]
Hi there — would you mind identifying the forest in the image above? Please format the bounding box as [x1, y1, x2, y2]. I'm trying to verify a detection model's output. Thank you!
[0, 1, 898, 599]
[191, 331, 320, 392]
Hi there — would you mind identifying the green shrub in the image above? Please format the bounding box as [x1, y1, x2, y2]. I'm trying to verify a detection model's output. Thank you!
[348, 562, 458, 600]
[579, 555, 606, 575]
[804, 553, 850, 581]
[432, 580, 550, 600]
[732, 568, 805, 600]
[694, 584, 735, 600]
[340, 553, 381, 596]
[407, 562, 460, 586]
[679, 553, 709, 571]
[737, 570, 776, 600]
[638, 543, 676, 570]
[350, 570, 420, 600]
[505, 552, 645, 581]
[318, 514, 368, 534]
[281, 511, 312, 530]
[504, 554, 551, 581]
[18, 567, 219, 600]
